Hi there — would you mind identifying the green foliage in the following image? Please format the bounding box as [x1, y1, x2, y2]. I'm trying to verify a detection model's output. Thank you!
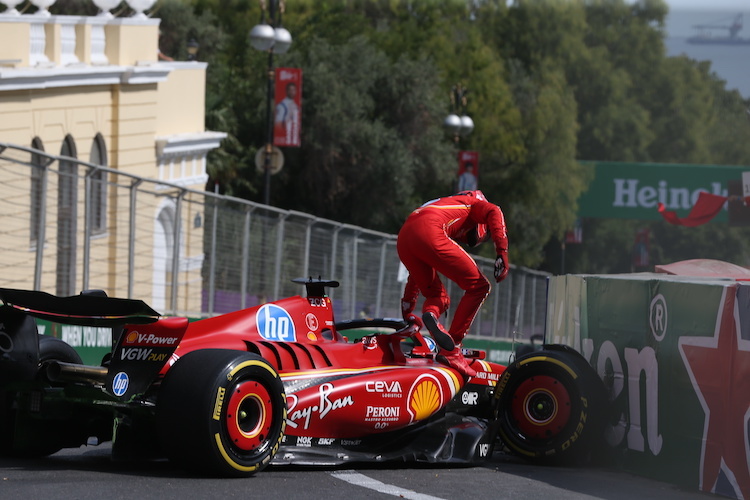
[158, 0, 750, 274]
[271, 36, 455, 229]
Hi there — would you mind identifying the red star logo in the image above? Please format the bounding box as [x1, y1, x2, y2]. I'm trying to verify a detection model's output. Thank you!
[679, 286, 750, 498]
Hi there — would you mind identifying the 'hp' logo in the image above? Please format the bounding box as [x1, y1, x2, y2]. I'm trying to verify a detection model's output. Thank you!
[112, 372, 129, 396]
[256, 304, 296, 342]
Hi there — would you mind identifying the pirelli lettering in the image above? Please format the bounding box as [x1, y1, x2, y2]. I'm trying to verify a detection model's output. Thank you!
[213, 387, 226, 421]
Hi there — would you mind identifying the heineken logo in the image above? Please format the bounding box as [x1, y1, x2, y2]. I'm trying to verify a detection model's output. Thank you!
[612, 179, 727, 210]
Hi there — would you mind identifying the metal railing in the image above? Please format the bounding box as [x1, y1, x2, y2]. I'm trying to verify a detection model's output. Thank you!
[0, 142, 549, 339]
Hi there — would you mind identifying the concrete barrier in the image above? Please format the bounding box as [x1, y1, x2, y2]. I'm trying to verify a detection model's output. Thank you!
[547, 273, 750, 499]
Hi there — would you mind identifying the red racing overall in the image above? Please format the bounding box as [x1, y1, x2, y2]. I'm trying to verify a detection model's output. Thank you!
[397, 191, 509, 347]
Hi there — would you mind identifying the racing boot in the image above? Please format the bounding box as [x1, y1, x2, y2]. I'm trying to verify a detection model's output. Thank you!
[436, 347, 477, 378]
[422, 312, 455, 352]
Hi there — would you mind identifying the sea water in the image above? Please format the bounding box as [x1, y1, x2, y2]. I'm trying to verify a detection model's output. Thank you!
[665, 8, 750, 98]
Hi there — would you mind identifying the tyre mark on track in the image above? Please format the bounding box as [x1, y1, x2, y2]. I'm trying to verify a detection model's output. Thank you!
[330, 470, 444, 500]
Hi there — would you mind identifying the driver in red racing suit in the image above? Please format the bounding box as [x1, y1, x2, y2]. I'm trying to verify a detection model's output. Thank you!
[397, 190, 509, 377]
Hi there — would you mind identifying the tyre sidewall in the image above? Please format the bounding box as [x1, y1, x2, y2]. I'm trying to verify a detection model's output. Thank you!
[157, 350, 286, 477]
[494, 349, 603, 464]
[208, 356, 287, 474]
[38, 335, 83, 365]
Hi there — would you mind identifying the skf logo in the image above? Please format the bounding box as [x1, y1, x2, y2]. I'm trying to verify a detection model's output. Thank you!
[256, 304, 296, 342]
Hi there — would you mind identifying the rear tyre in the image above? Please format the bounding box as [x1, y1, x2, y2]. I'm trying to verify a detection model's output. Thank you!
[157, 349, 286, 477]
[39, 335, 83, 365]
[4, 336, 86, 458]
[494, 346, 606, 465]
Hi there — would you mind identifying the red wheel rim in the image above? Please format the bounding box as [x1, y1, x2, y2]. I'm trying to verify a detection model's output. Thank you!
[225, 380, 273, 451]
[510, 375, 571, 439]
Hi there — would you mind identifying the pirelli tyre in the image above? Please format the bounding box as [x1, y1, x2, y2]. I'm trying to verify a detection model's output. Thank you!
[493, 345, 607, 465]
[157, 349, 286, 477]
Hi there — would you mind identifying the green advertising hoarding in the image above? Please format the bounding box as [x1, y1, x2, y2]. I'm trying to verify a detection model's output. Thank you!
[577, 161, 749, 221]
[36, 319, 113, 365]
[547, 274, 750, 499]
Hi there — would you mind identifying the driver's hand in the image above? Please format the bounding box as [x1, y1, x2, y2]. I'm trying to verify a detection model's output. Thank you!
[405, 313, 423, 329]
[494, 252, 509, 282]
[401, 299, 416, 320]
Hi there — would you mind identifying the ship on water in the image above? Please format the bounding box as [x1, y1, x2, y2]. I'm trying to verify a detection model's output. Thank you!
[687, 13, 750, 45]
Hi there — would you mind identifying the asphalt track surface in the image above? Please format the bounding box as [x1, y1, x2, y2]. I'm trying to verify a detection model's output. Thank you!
[0, 444, 716, 500]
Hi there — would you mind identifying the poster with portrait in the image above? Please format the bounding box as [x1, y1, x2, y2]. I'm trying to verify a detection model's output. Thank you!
[456, 150, 479, 193]
[273, 67, 302, 147]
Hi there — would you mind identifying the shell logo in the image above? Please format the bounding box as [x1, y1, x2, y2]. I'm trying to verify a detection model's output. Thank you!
[125, 331, 138, 344]
[408, 375, 443, 422]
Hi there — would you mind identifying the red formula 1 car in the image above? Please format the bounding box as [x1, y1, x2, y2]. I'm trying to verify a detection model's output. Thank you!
[0, 279, 607, 476]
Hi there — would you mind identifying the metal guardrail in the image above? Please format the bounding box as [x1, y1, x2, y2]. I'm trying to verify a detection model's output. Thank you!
[0, 141, 549, 339]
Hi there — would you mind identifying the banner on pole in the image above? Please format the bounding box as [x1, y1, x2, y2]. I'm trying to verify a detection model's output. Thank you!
[274, 67, 302, 147]
[456, 151, 479, 192]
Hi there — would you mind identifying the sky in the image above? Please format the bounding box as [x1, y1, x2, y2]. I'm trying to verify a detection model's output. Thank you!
[665, 0, 747, 8]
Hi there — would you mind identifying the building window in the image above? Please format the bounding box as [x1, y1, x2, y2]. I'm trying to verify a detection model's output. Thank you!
[89, 134, 108, 234]
[57, 135, 78, 297]
[30, 137, 45, 246]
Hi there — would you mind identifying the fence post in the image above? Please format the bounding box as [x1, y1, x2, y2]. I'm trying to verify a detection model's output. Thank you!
[208, 185, 219, 315]
[240, 206, 255, 310]
[82, 167, 98, 291]
[350, 230, 361, 320]
[492, 277, 500, 337]
[329, 225, 342, 301]
[514, 272, 526, 337]
[127, 179, 143, 299]
[272, 213, 288, 301]
[302, 217, 316, 280]
[531, 275, 537, 336]
[374, 240, 387, 317]
[505, 271, 513, 337]
[170, 190, 185, 314]
[33, 163, 49, 291]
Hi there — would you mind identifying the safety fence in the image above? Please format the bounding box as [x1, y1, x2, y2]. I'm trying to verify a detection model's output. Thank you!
[0, 142, 549, 340]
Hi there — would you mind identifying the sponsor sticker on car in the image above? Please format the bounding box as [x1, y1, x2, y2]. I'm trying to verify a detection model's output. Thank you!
[257, 304, 296, 342]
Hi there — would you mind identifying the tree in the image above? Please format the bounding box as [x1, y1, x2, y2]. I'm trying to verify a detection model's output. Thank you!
[269, 36, 455, 230]
[159, 0, 750, 274]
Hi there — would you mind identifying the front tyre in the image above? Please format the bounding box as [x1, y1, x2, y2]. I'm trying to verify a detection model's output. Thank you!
[157, 350, 286, 477]
[494, 346, 606, 465]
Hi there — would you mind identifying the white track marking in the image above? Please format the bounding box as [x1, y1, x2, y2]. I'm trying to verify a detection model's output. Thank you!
[330, 470, 445, 500]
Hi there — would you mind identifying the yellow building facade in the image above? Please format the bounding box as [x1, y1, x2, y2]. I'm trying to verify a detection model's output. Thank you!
[0, 4, 225, 315]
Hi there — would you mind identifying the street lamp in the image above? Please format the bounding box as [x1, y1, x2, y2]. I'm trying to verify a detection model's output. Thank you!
[443, 83, 474, 143]
[249, 0, 292, 206]
[186, 38, 199, 61]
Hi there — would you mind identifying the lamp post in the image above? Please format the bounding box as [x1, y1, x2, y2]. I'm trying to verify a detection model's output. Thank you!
[249, 0, 292, 206]
[443, 83, 474, 143]
[186, 38, 199, 61]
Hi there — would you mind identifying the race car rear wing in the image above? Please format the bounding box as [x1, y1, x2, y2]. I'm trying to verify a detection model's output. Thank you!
[0, 288, 160, 327]
[0, 288, 160, 384]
